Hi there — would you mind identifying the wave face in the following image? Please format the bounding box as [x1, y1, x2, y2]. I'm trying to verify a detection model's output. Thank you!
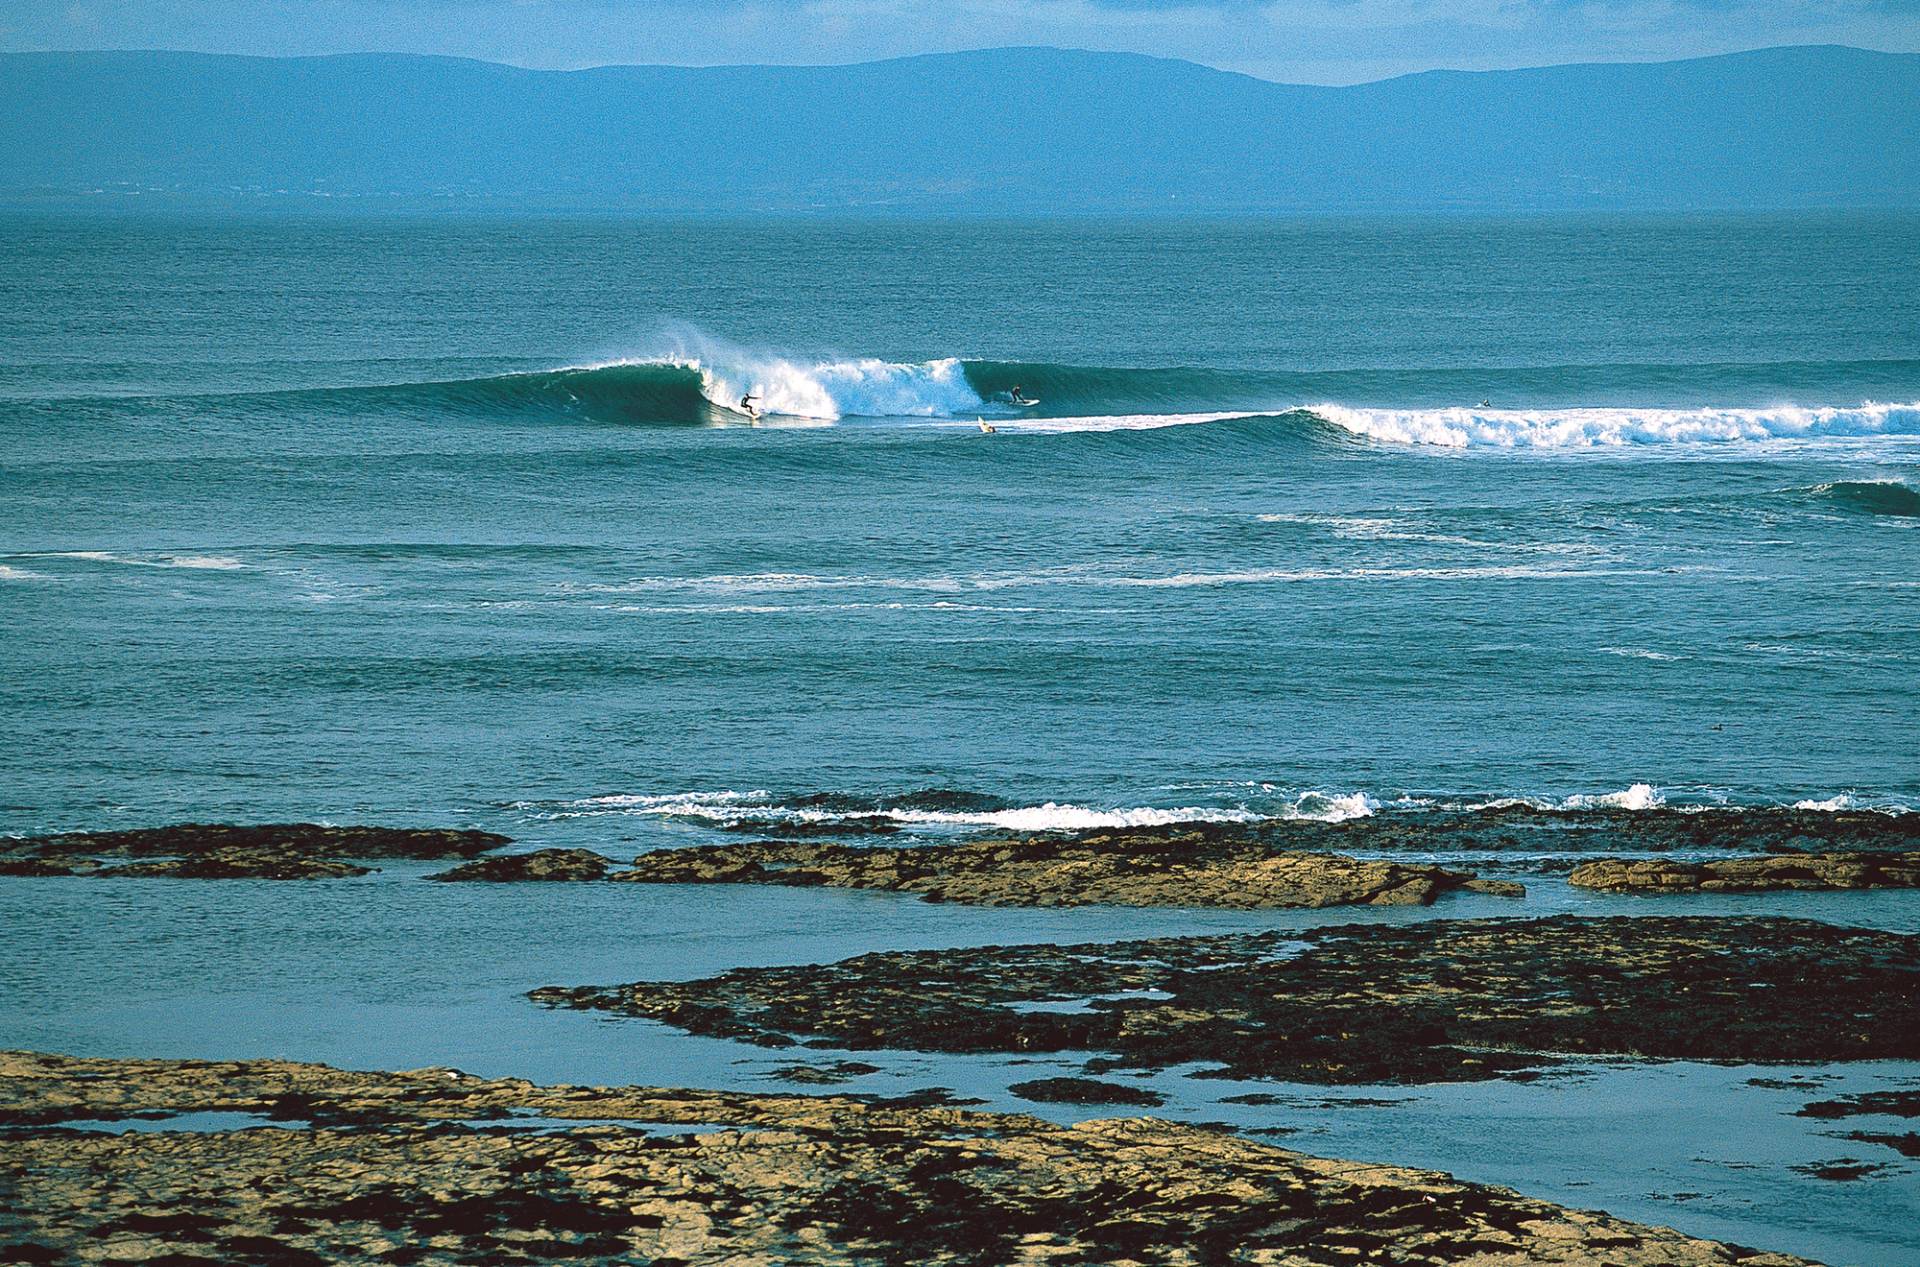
[49, 343, 1920, 449]
[1809, 480, 1920, 517]
[313, 356, 983, 425]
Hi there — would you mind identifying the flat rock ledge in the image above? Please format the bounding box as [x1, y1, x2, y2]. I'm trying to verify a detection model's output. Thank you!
[534, 915, 1920, 1086]
[428, 848, 614, 882]
[609, 837, 1524, 908]
[0, 1052, 1814, 1267]
[1569, 852, 1920, 893]
[0, 823, 510, 880]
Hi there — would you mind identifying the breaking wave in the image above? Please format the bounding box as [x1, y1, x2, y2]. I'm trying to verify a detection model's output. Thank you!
[1310, 402, 1920, 449]
[514, 783, 1918, 836]
[529, 788, 1379, 829]
[69, 333, 1920, 451]
[308, 356, 984, 425]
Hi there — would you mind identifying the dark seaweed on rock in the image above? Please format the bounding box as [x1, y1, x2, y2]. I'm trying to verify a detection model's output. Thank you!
[533, 915, 1920, 1086]
[427, 848, 612, 882]
[1795, 1090, 1920, 1120]
[1237, 806, 1920, 856]
[1008, 1077, 1166, 1107]
[5, 823, 508, 861]
[0, 823, 512, 881]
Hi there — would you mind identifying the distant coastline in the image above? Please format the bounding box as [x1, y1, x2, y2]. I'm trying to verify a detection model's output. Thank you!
[3, 44, 1917, 213]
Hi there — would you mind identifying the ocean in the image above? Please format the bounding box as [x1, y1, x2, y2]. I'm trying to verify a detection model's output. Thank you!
[4, 211, 1920, 1263]
[3, 211, 1917, 838]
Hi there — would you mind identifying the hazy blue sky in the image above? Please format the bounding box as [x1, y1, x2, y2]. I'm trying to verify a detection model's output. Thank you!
[3, 0, 1915, 83]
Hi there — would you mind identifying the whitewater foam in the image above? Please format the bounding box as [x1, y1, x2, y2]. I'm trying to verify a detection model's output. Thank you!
[1310, 401, 1920, 449]
[20, 551, 246, 570]
[589, 328, 984, 420]
[1255, 513, 1598, 555]
[533, 788, 1378, 830]
[993, 411, 1262, 434]
[1562, 783, 1664, 811]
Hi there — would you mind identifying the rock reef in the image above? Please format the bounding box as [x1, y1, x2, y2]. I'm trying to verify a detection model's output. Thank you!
[429, 848, 613, 882]
[534, 915, 1920, 1085]
[1245, 804, 1919, 856]
[609, 835, 1524, 908]
[1569, 853, 1920, 893]
[0, 823, 510, 880]
[0, 1052, 1815, 1267]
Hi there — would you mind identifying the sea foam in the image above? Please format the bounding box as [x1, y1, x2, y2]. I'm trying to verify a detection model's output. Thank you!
[1309, 401, 1920, 449]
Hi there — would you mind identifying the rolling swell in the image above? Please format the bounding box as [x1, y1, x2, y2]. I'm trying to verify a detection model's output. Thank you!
[1808, 480, 1920, 518]
[37, 353, 1920, 447]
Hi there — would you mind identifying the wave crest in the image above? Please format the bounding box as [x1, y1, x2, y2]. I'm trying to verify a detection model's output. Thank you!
[1310, 401, 1920, 449]
[1808, 480, 1920, 518]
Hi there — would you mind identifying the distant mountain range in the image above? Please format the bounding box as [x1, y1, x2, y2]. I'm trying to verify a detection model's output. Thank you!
[2, 44, 1915, 212]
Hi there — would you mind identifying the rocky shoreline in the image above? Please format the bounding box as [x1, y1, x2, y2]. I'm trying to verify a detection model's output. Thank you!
[4, 810, 1917, 899]
[533, 915, 1920, 1085]
[0, 1051, 1819, 1266]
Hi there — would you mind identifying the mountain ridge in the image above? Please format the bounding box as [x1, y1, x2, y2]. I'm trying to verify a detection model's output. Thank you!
[2, 44, 1915, 212]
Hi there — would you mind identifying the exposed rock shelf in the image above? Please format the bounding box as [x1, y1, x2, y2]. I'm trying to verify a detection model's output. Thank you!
[0, 1052, 1815, 1267]
[0, 823, 510, 880]
[608, 836, 1524, 908]
[1570, 852, 1920, 893]
[533, 915, 1920, 1085]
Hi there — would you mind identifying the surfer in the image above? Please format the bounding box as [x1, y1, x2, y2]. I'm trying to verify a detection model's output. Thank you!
[978, 418, 996, 434]
[1009, 385, 1029, 405]
[739, 393, 760, 418]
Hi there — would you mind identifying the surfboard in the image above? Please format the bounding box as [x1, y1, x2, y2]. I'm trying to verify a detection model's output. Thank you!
[1011, 398, 1040, 408]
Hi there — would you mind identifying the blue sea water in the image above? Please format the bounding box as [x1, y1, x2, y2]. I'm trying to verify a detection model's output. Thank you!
[4, 211, 1920, 1265]
[2, 211, 1916, 837]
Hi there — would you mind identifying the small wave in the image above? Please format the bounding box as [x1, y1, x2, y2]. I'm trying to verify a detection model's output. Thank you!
[567, 562, 1666, 598]
[599, 601, 1051, 615]
[532, 788, 1377, 830]
[0, 564, 43, 581]
[1255, 513, 1598, 555]
[1562, 783, 1665, 811]
[1309, 402, 1920, 449]
[991, 410, 1264, 434]
[1463, 784, 1666, 812]
[1806, 480, 1920, 518]
[1788, 793, 1916, 813]
[1598, 646, 1683, 662]
[17, 551, 246, 570]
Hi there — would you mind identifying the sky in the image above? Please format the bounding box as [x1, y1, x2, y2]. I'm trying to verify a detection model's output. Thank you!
[2, 0, 1915, 84]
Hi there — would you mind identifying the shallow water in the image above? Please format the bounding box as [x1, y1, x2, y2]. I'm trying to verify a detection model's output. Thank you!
[2, 869, 1917, 1264]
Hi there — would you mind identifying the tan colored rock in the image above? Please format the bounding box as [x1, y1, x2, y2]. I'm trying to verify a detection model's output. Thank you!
[0, 1052, 1815, 1267]
[609, 833, 1523, 909]
[1568, 852, 1920, 893]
